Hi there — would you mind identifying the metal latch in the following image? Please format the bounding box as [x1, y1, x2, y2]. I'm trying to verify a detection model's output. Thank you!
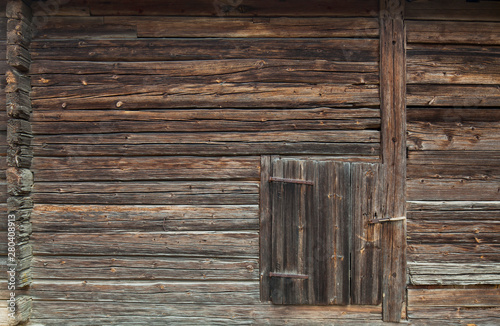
[269, 272, 309, 279]
[369, 216, 406, 224]
[269, 177, 314, 186]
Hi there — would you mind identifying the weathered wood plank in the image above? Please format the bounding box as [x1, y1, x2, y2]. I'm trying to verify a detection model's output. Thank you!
[351, 163, 382, 305]
[408, 108, 500, 123]
[408, 151, 500, 166]
[110, 17, 380, 38]
[32, 232, 259, 257]
[408, 306, 500, 326]
[29, 302, 383, 322]
[32, 142, 380, 158]
[33, 181, 259, 205]
[408, 262, 500, 285]
[408, 163, 500, 181]
[379, 0, 406, 321]
[405, 0, 500, 21]
[408, 179, 500, 201]
[31, 39, 379, 62]
[408, 243, 500, 263]
[407, 20, 500, 45]
[34, 16, 137, 40]
[407, 201, 500, 212]
[259, 155, 272, 301]
[31, 204, 259, 232]
[88, 0, 379, 17]
[31, 83, 380, 109]
[30, 280, 260, 304]
[407, 85, 500, 107]
[408, 287, 500, 307]
[33, 256, 259, 281]
[408, 232, 499, 244]
[31, 156, 260, 181]
[407, 44, 500, 85]
[30, 59, 379, 76]
[31, 0, 90, 17]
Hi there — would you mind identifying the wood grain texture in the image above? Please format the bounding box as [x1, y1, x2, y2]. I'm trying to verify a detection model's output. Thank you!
[87, 0, 379, 17]
[405, 0, 500, 21]
[31, 204, 259, 232]
[407, 20, 500, 45]
[407, 84, 500, 107]
[31, 38, 379, 62]
[379, 0, 406, 321]
[32, 232, 259, 257]
[407, 179, 500, 201]
[408, 262, 500, 285]
[33, 181, 259, 205]
[33, 256, 260, 281]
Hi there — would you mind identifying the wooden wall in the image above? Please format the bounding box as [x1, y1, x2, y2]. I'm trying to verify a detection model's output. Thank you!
[27, 1, 383, 324]
[405, 1, 500, 324]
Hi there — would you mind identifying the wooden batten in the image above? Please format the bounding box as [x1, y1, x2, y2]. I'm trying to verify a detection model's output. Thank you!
[379, 0, 407, 322]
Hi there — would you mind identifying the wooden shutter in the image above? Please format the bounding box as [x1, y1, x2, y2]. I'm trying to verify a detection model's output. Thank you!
[261, 158, 382, 305]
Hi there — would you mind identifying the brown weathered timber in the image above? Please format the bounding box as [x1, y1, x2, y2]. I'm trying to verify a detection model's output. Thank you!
[407, 20, 500, 45]
[32, 232, 259, 257]
[29, 302, 383, 325]
[6, 167, 33, 196]
[6, 0, 32, 20]
[32, 142, 379, 158]
[259, 155, 272, 301]
[31, 83, 380, 109]
[405, 0, 500, 21]
[88, 0, 379, 17]
[408, 262, 500, 285]
[32, 256, 259, 281]
[379, 0, 406, 321]
[31, 204, 259, 232]
[31, 38, 379, 62]
[408, 287, 500, 307]
[5, 67, 30, 93]
[407, 179, 500, 201]
[7, 118, 32, 146]
[407, 84, 500, 107]
[407, 201, 500, 212]
[351, 163, 383, 305]
[31, 156, 260, 181]
[408, 243, 500, 263]
[7, 17, 32, 48]
[33, 181, 259, 205]
[31, 0, 90, 17]
[7, 43, 30, 71]
[30, 59, 379, 76]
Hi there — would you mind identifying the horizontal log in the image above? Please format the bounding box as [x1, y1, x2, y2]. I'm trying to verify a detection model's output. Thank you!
[32, 142, 380, 157]
[408, 288, 500, 307]
[407, 179, 500, 201]
[7, 18, 32, 48]
[407, 201, 500, 212]
[407, 164, 500, 181]
[32, 83, 380, 109]
[30, 302, 383, 322]
[30, 280, 260, 304]
[88, 0, 379, 17]
[408, 262, 500, 285]
[407, 85, 500, 107]
[408, 233, 499, 244]
[33, 256, 259, 280]
[33, 181, 259, 205]
[408, 243, 500, 263]
[32, 231, 259, 257]
[31, 39, 379, 62]
[7, 44, 30, 72]
[5, 67, 31, 93]
[31, 119, 380, 134]
[6, 0, 32, 20]
[34, 16, 137, 40]
[32, 204, 259, 232]
[408, 210, 500, 222]
[407, 108, 500, 123]
[408, 123, 500, 151]
[407, 20, 500, 45]
[6, 167, 33, 196]
[408, 219, 500, 235]
[407, 44, 500, 84]
[408, 151, 500, 166]
[32, 156, 260, 181]
[408, 307, 500, 326]
[32, 0, 89, 17]
[405, 0, 500, 21]
[30, 59, 379, 76]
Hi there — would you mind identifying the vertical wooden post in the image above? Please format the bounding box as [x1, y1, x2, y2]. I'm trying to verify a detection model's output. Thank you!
[259, 155, 272, 301]
[379, 0, 407, 322]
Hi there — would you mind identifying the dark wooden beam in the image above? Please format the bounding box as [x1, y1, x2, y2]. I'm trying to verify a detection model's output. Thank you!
[380, 0, 407, 322]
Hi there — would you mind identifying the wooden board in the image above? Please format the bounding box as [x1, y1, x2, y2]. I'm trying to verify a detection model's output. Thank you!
[407, 20, 500, 45]
[408, 262, 500, 286]
[87, 0, 379, 17]
[407, 179, 500, 201]
[31, 204, 259, 232]
[32, 232, 259, 257]
[406, 0, 500, 21]
[31, 156, 260, 181]
[33, 256, 259, 281]
[407, 84, 500, 107]
[33, 181, 259, 205]
[31, 39, 379, 62]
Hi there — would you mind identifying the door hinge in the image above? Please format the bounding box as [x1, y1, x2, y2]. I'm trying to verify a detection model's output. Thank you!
[369, 216, 406, 224]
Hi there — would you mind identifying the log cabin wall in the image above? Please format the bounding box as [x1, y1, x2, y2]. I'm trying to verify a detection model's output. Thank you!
[405, 1, 500, 325]
[25, 0, 385, 324]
